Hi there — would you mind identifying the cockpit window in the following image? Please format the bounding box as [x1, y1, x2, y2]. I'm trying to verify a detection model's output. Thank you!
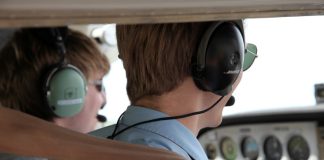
[228, 16, 324, 114]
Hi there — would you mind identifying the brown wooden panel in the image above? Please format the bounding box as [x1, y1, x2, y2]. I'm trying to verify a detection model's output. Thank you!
[0, 0, 324, 27]
[0, 107, 184, 160]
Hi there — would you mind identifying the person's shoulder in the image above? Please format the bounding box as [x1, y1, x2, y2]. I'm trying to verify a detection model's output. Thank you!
[128, 136, 190, 159]
[115, 128, 190, 159]
[88, 124, 116, 138]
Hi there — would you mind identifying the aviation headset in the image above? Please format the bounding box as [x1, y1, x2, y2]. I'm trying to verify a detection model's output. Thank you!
[38, 27, 87, 117]
[192, 20, 245, 96]
[108, 20, 245, 141]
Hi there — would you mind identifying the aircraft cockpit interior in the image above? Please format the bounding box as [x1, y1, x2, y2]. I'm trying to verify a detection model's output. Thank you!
[69, 16, 324, 160]
[109, 17, 324, 160]
[1, 0, 324, 160]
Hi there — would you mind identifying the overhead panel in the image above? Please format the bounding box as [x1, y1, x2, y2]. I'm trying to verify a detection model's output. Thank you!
[0, 0, 324, 27]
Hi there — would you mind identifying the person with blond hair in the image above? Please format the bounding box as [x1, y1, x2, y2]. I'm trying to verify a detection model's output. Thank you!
[0, 27, 110, 133]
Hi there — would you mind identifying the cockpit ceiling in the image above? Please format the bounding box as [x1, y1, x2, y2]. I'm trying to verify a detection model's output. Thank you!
[0, 0, 324, 27]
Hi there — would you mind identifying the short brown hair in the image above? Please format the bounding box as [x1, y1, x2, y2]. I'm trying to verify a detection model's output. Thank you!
[117, 22, 210, 103]
[0, 28, 110, 121]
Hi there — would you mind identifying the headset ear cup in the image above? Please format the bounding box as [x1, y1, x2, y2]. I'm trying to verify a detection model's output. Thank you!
[191, 63, 206, 91]
[44, 65, 87, 117]
[193, 21, 245, 96]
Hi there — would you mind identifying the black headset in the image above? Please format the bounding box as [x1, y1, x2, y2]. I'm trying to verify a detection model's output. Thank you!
[34, 27, 87, 118]
[192, 20, 245, 96]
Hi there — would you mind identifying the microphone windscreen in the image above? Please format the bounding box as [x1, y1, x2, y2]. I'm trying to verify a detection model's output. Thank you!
[96, 114, 107, 123]
[225, 96, 235, 106]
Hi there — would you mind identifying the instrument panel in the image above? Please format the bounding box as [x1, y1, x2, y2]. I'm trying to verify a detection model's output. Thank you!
[199, 122, 318, 160]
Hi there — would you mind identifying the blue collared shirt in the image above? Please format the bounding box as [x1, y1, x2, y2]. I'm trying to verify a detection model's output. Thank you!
[90, 106, 208, 160]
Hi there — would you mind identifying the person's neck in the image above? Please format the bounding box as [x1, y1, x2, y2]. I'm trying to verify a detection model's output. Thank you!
[135, 78, 207, 136]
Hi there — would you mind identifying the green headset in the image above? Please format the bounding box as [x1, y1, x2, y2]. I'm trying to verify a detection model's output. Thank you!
[39, 27, 87, 117]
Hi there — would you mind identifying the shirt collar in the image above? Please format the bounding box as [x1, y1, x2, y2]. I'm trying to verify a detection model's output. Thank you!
[120, 106, 208, 160]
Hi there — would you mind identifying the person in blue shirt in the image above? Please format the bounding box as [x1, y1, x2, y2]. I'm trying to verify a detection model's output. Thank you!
[91, 21, 246, 160]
